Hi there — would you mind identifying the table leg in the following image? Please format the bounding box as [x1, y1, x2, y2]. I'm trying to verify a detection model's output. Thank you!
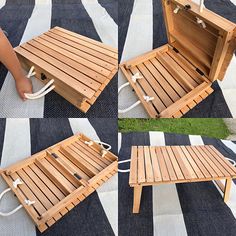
[224, 178, 232, 202]
[133, 185, 142, 213]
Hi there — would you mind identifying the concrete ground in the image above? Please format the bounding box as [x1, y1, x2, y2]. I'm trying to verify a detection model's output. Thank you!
[224, 119, 236, 141]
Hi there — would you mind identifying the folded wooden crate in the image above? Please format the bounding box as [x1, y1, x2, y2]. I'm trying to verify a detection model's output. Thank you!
[119, 0, 236, 118]
[15, 27, 118, 113]
[0, 133, 117, 232]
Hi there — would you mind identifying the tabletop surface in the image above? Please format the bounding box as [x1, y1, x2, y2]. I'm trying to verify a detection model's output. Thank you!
[129, 145, 236, 186]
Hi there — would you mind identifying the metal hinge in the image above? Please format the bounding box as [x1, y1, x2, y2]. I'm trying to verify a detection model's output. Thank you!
[51, 153, 59, 158]
[196, 68, 205, 76]
[74, 173, 82, 180]
[173, 47, 179, 53]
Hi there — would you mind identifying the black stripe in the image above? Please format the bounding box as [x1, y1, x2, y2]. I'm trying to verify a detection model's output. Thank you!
[205, 0, 236, 23]
[153, 0, 168, 49]
[118, 132, 153, 236]
[164, 132, 191, 145]
[0, 118, 6, 164]
[118, 0, 134, 62]
[30, 118, 73, 154]
[31, 118, 114, 236]
[88, 118, 118, 155]
[44, 0, 117, 118]
[98, 0, 118, 24]
[0, 0, 35, 90]
[164, 133, 236, 236]
[183, 82, 232, 118]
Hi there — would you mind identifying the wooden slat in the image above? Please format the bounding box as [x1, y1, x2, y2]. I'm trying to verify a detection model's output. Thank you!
[32, 38, 107, 83]
[129, 146, 138, 185]
[46, 31, 117, 66]
[160, 147, 177, 181]
[137, 146, 146, 183]
[60, 146, 99, 176]
[149, 146, 162, 182]
[195, 146, 224, 177]
[180, 146, 204, 179]
[40, 34, 113, 75]
[156, 147, 170, 181]
[171, 146, 195, 179]
[53, 27, 118, 57]
[15, 47, 95, 99]
[165, 146, 184, 180]
[189, 146, 218, 178]
[144, 146, 154, 182]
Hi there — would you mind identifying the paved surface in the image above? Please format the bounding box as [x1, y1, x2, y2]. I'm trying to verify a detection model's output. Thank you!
[224, 118, 236, 140]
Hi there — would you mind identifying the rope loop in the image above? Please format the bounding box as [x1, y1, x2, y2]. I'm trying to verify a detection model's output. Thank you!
[118, 159, 131, 173]
[24, 66, 55, 100]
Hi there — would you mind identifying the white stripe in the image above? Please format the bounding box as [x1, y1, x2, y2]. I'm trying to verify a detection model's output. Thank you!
[118, 0, 153, 118]
[230, 0, 236, 5]
[221, 140, 236, 154]
[68, 118, 118, 236]
[81, 0, 117, 48]
[0, 119, 35, 236]
[0, 0, 6, 9]
[192, 136, 236, 219]
[149, 132, 187, 236]
[0, 0, 52, 118]
[189, 135, 204, 145]
[118, 132, 122, 153]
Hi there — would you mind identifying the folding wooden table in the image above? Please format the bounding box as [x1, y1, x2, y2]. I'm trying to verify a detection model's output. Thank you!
[15, 27, 118, 113]
[120, 0, 236, 118]
[129, 145, 236, 213]
[0, 133, 117, 232]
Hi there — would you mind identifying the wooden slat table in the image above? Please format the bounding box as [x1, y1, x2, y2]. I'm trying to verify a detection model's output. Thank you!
[15, 27, 118, 113]
[0, 133, 118, 232]
[129, 145, 236, 213]
[120, 0, 236, 118]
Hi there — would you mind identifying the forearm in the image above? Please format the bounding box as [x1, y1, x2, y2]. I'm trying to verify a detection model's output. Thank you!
[0, 29, 24, 81]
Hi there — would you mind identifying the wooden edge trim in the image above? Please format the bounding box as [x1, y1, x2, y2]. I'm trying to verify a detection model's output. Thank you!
[159, 82, 211, 118]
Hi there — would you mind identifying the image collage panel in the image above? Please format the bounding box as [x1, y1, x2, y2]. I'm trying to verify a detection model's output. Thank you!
[0, 0, 236, 236]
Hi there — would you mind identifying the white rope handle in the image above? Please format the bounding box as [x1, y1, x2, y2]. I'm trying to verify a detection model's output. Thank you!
[118, 159, 131, 173]
[118, 73, 154, 114]
[85, 140, 112, 157]
[24, 66, 55, 100]
[0, 188, 23, 216]
[225, 158, 236, 167]
[0, 179, 35, 217]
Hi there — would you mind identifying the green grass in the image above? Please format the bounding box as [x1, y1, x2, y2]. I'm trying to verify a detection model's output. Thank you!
[118, 118, 230, 139]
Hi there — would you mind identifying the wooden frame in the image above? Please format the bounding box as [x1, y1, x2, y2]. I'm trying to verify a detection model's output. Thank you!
[0, 133, 118, 232]
[15, 27, 118, 113]
[129, 145, 236, 213]
[119, 0, 236, 118]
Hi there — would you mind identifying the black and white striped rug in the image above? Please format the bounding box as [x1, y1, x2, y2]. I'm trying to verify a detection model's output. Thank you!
[0, 0, 118, 118]
[118, 131, 236, 236]
[118, 0, 236, 118]
[0, 118, 117, 236]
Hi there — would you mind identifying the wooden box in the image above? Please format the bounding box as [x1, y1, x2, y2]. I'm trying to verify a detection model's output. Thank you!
[120, 0, 236, 118]
[15, 27, 118, 113]
[0, 133, 117, 232]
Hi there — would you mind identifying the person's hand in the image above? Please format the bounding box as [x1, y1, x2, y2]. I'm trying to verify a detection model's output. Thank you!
[15, 76, 33, 101]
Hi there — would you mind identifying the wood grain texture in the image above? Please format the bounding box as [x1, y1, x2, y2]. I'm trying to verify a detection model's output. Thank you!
[1, 133, 118, 232]
[14, 27, 118, 113]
